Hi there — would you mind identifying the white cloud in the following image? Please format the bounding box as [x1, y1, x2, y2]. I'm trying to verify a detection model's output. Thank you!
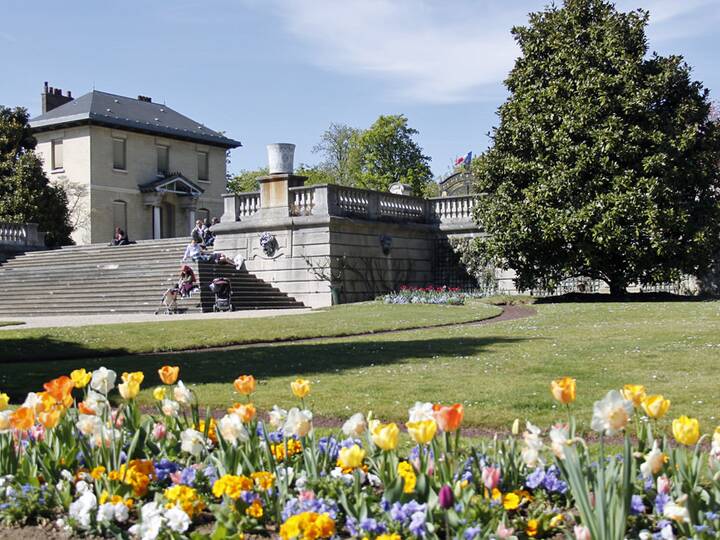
[266, 0, 719, 104]
[270, 0, 524, 104]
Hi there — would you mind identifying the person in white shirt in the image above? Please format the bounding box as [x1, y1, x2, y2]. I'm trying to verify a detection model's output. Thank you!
[182, 239, 202, 261]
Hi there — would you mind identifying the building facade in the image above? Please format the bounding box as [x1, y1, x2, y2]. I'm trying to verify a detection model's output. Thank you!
[30, 83, 241, 244]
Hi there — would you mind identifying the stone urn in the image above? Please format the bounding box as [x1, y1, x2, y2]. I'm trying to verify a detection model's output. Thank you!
[267, 143, 296, 175]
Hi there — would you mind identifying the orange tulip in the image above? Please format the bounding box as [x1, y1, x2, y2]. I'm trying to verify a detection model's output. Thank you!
[550, 377, 576, 405]
[433, 403, 464, 432]
[233, 375, 257, 396]
[43, 376, 74, 407]
[228, 402, 257, 423]
[38, 409, 62, 429]
[10, 407, 35, 431]
[158, 366, 180, 385]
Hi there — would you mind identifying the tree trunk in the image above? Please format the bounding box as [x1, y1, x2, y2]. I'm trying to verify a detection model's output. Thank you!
[609, 280, 627, 297]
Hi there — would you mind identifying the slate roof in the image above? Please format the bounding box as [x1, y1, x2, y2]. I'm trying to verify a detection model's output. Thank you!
[29, 90, 242, 149]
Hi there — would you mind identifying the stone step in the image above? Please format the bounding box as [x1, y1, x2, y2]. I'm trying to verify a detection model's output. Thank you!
[0, 238, 302, 314]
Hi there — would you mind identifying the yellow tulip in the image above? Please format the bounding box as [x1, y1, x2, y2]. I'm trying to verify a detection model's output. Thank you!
[153, 387, 166, 401]
[291, 378, 311, 399]
[621, 384, 646, 407]
[371, 421, 399, 451]
[406, 419, 437, 445]
[672, 416, 700, 446]
[122, 371, 145, 385]
[550, 377, 576, 405]
[118, 381, 140, 400]
[642, 395, 671, 419]
[70, 369, 92, 389]
[0, 393, 9, 411]
[338, 444, 366, 469]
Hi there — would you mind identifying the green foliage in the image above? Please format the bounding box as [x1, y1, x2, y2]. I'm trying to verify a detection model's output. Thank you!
[312, 123, 359, 185]
[0, 106, 73, 246]
[226, 167, 267, 194]
[348, 114, 434, 196]
[296, 164, 335, 186]
[469, 0, 720, 294]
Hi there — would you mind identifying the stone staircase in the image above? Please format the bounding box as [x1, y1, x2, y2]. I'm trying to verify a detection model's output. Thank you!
[0, 238, 304, 316]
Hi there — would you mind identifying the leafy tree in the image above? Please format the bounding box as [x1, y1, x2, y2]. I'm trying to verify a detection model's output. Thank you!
[312, 123, 359, 185]
[469, 0, 720, 295]
[226, 167, 268, 194]
[0, 106, 73, 246]
[348, 115, 433, 196]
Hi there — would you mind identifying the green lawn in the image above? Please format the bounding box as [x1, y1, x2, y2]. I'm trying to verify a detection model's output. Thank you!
[0, 301, 500, 362]
[1, 301, 718, 436]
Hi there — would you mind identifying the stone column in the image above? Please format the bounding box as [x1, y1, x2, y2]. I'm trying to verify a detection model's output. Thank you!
[257, 174, 307, 219]
[179, 197, 199, 236]
[142, 192, 164, 240]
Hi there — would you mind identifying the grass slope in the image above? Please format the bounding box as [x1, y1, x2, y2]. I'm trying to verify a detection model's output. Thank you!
[2, 301, 718, 435]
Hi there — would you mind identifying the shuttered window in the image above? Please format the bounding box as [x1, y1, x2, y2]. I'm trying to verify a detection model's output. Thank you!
[113, 138, 126, 170]
[157, 145, 169, 176]
[197, 151, 209, 181]
[51, 139, 63, 169]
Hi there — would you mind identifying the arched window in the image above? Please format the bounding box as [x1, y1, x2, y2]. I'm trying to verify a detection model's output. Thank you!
[112, 200, 127, 234]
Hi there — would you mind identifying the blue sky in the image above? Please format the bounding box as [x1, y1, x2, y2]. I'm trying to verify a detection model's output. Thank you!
[3, 0, 719, 178]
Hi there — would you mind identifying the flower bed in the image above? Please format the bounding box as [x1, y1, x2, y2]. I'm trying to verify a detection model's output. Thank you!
[382, 286, 466, 305]
[0, 369, 718, 539]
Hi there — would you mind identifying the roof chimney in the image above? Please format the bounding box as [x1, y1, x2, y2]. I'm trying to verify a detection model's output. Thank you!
[42, 82, 74, 113]
[137, 95, 152, 103]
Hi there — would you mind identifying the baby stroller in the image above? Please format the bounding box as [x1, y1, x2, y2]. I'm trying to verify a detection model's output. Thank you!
[209, 277, 233, 312]
[155, 266, 198, 315]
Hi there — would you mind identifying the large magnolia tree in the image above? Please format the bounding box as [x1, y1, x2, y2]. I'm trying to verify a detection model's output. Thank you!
[469, 0, 720, 295]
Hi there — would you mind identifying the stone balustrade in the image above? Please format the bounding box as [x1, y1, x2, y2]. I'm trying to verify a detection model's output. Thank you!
[0, 222, 43, 247]
[223, 184, 478, 225]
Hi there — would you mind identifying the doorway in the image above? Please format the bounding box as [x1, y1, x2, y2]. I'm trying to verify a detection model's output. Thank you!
[161, 203, 175, 238]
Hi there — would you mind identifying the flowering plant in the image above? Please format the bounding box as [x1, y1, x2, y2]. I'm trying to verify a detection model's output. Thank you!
[0, 367, 719, 539]
[382, 285, 465, 305]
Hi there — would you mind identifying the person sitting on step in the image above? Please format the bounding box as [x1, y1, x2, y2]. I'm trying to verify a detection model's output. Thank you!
[191, 219, 206, 246]
[178, 265, 197, 297]
[182, 239, 203, 262]
[110, 227, 130, 246]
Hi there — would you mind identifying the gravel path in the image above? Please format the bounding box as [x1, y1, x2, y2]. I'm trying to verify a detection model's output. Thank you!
[0, 308, 315, 330]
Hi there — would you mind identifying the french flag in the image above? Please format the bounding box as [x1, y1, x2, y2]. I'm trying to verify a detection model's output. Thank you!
[454, 151, 472, 167]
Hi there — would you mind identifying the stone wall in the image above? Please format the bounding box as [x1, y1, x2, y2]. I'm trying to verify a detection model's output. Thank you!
[213, 180, 481, 308]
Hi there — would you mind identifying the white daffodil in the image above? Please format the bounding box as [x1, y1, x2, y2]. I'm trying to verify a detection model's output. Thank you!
[76, 414, 102, 437]
[408, 402, 434, 422]
[591, 390, 633, 436]
[521, 422, 544, 468]
[180, 428, 205, 456]
[342, 412, 367, 436]
[90, 367, 117, 395]
[161, 399, 180, 418]
[283, 407, 313, 438]
[640, 440, 667, 478]
[82, 391, 109, 416]
[218, 413, 249, 445]
[549, 423, 569, 460]
[268, 405, 288, 429]
[173, 381, 193, 406]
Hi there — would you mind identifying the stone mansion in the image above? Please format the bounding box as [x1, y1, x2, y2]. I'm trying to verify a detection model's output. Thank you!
[30, 83, 241, 245]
